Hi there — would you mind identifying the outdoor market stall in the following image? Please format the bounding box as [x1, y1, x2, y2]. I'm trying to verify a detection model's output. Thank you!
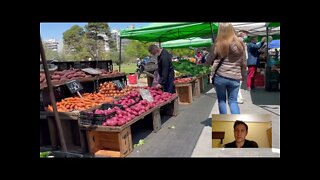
[120, 23, 218, 104]
[40, 37, 181, 157]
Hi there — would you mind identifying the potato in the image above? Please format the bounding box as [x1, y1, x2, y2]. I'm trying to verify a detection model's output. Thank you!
[51, 75, 61, 80]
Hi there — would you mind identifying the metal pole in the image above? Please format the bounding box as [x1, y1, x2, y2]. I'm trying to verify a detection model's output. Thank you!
[40, 35, 67, 152]
[119, 37, 122, 72]
[266, 24, 269, 62]
[95, 32, 98, 61]
[209, 22, 215, 43]
[265, 23, 269, 90]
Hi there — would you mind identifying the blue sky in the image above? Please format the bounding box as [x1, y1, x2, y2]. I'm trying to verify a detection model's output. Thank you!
[40, 22, 150, 41]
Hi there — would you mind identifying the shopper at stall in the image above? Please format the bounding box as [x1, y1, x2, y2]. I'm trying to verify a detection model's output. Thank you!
[148, 44, 175, 93]
[224, 120, 259, 148]
[247, 36, 265, 91]
[205, 23, 246, 114]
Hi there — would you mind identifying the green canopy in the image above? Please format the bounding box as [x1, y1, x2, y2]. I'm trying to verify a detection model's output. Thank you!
[161, 38, 213, 49]
[268, 22, 280, 28]
[120, 22, 218, 42]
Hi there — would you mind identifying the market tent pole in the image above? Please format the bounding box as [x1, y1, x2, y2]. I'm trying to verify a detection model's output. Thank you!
[119, 37, 122, 72]
[40, 35, 67, 152]
[266, 23, 269, 61]
[209, 22, 215, 43]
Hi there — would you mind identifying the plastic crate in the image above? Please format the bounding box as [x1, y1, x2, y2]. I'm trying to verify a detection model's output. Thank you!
[79, 103, 123, 126]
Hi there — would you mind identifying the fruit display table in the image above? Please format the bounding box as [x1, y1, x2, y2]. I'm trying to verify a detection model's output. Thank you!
[79, 94, 179, 157]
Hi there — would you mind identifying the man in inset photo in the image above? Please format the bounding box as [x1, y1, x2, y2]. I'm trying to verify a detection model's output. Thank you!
[224, 120, 259, 148]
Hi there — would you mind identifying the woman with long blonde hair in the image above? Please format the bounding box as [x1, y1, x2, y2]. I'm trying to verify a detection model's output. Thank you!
[206, 23, 247, 114]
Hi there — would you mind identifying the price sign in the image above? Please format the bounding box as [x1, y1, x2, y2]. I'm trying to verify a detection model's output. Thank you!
[139, 89, 154, 102]
[81, 68, 102, 75]
[66, 80, 83, 94]
[112, 80, 125, 90]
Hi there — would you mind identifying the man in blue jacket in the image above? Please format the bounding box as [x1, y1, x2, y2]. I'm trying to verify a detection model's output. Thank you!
[246, 36, 265, 91]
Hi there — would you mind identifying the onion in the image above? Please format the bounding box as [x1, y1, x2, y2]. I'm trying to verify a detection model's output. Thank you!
[125, 117, 131, 122]
[118, 120, 126, 126]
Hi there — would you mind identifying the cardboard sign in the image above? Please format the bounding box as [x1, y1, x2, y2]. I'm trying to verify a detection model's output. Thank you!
[81, 68, 102, 75]
[139, 89, 154, 102]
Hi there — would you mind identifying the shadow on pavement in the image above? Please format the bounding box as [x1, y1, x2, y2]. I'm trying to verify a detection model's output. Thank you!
[250, 89, 280, 106]
[130, 114, 174, 146]
[201, 118, 212, 127]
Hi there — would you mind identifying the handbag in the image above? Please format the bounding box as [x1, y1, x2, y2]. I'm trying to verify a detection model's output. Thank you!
[211, 56, 225, 85]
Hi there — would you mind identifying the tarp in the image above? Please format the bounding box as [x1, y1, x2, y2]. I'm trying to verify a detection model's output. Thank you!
[268, 40, 280, 49]
[268, 22, 280, 28]
[161, 38, 213, 49]
[120, 22, 218, 42]
[244, 35, 280, 43]
[232, 22, 280, 36]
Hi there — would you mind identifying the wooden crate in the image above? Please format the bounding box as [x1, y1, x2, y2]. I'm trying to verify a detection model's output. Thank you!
[192, 78, 201, 97]
[203, 74, 209, 90]
[198, 76, 205, 93]
[160, 96, 179, 117]
[175, 83, 192, 104]
[87, 126, 133, 157]
[45, 112, 87, 153]
[40, 112, 51, 146]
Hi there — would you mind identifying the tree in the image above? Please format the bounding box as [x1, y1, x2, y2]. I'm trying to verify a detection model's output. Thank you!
[171, 48, 195, 58]
[63, 25, 85, 54]
[43, 46, 59, 60]
[62, 23, 117, 61]
[84, 23, 116, 60]
[124, 40, 155, 63]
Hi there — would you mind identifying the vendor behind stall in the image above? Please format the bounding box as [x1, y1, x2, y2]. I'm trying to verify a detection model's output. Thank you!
[148, 44, 176, 93]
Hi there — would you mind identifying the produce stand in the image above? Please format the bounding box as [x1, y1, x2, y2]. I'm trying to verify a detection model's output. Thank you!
[40, 62, 128, 153]
[175, 83, 193, 104]
[40, 73, 127, 90]
[175, 77, 200, 97]
[79, 94, 179, 157]
[198, 74, 210, 93]
[52, 60, 113, 71]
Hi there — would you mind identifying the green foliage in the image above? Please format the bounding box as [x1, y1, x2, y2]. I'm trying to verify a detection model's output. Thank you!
[43, 46, 60, 60]
[62, 23, 117, 61]
[124, 40, 155, 62]
[171, 48, 194, 57]
[173, 60, 211, 76]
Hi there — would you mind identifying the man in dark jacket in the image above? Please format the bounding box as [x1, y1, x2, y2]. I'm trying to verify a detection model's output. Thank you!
[148, 44, 175, 93]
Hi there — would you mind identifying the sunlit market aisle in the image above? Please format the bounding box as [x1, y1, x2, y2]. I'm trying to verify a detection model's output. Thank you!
[191, 88, 280, 157]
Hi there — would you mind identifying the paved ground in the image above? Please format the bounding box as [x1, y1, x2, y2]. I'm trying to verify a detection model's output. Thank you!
[128, 84, 216, 157]
[191, 87, 280, 157]
[128, 77, 280, 157]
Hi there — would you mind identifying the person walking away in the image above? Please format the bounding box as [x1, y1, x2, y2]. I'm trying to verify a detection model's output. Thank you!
[148, 44, 176, 93]
[206, 23, 246, 114]
[247, 36, 265, 91]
